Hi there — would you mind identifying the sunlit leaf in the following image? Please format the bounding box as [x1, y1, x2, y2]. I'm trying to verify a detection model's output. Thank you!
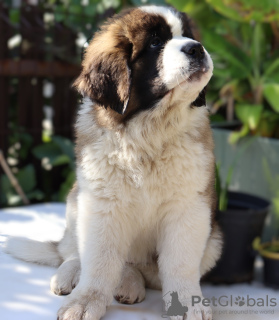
[235, 104, 263, 130]
[263, 84, 279, 113]
[229, 124, 249, 144]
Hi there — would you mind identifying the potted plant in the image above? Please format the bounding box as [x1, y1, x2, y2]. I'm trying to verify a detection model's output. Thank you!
[206, 191, 270, 284]
[254, 239, 279, 289]
[203, 144, 270, 284]
[203, 0, 279, 139]
[166, 1, 279, 209]
[252, 165, 279, 288]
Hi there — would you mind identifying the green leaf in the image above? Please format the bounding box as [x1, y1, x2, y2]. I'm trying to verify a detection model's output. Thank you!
[33, 142, 61, 160]
[235, 104, 263, 130]
[201, 31, 252, 75]
[33, 137, 75, 169]
[166, 0, 187, 11]
[229, 124, 250, 144]
[68, 5, 83, 15]
[251, 23, 265, 75]
[52, 154, 71, 166]
[206, 0, 243, 22]
[253, 237, 261, 251]
[9, 132, 33, 161]
[1, 173, 12, 193]
[33, 142, 70, 168]
[206, 0, 279, 22]
[264, 58, 279, 78]
[86, 5, 97, 16]
[219, 188, 228, 212]
[9, 9, 20, 24]
[58, 170, 76, 202]
[210, 114, 225, 123]
[54, 13, 65, 23]
[52, 136, 75, 162]
[213, 61, 247, 80]
[27, 190, 45, 201]
[267, 72, 279, 84]
[263, 84, 279, 113]
[16, 165, 37, 194]
[257, 110, 279, 137]
[0, 174, 11, 206]
[215, 163, 221, 198]
[132, 0, 166, 5]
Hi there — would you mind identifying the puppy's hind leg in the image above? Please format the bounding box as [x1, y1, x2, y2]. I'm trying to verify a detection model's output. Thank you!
[51, 257, 80, 296]
[200, 223, 223, 277]
[51, 183, 81, 296]
[114, 264, 146, 304]
[137, 261, 162, 290]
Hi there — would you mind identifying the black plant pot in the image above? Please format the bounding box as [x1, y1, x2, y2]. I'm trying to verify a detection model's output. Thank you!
[204, 192, 270, 284]
[263, 257, 279, 289]
[257, 241, 279, 289]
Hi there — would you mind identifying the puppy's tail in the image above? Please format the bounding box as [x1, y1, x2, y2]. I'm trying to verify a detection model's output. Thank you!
[4, 236, 63, 267]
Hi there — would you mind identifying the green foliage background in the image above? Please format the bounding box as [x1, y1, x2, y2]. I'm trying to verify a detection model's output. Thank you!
[1, 0, 279, 207]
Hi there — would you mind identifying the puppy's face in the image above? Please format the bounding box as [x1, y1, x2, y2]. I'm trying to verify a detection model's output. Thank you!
[74, 6, 213, 122]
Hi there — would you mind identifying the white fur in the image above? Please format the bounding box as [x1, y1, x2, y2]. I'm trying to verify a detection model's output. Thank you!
[68, 88, 217, 320]
[50, 258, 80, 295]
[4, 237, 62, 267]
[141, 6, 183, 36]
[162, 36, 213, 89]
[114, 264, 146, 304]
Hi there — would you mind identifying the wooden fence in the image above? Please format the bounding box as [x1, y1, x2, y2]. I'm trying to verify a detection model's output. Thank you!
[0, 2, 81, 155]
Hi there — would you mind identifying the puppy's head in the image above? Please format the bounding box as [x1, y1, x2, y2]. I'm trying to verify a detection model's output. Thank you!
[74, 6, 213, 120]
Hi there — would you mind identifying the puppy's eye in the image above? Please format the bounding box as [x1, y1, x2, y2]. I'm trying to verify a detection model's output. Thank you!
[150, 37, 162, 48]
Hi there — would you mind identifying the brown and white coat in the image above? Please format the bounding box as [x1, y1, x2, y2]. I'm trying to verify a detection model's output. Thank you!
[6, 6, 223, 320]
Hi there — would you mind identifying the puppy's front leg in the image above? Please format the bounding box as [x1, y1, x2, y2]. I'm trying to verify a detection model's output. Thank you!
[58, 190, 133, 320]
[158, 199, 212, 320]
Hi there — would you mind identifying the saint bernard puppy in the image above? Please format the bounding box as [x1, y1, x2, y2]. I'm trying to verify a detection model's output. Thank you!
[6, 5, 223, 320]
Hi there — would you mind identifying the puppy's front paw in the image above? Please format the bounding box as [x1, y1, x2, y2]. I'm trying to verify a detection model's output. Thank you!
[57, 289, 106, 320]
[51, 259, 80, 295]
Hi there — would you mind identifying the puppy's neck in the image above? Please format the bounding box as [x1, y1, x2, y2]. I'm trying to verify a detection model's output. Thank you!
[76, 97, 208, 160]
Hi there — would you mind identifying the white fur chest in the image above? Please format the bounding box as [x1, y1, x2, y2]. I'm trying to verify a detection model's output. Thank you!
[143, 133, 212, 200]
[76, 103, 213, 210]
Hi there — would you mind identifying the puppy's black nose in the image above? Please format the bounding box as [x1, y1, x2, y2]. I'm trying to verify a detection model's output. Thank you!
[181, 42, 205, 60]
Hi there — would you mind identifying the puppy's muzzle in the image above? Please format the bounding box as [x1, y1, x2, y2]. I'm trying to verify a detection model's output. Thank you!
[181, 42, 205, 61]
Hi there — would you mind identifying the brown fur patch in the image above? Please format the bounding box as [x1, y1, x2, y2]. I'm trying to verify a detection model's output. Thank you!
[73, 8, 178, 128]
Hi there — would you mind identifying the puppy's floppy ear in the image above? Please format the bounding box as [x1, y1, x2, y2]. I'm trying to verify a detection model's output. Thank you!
[73, 31, 132, 115]
[191, 86, 207, 107]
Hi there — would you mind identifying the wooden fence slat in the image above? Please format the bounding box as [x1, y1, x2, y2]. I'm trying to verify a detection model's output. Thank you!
[31, 77, 43, 145]
[0, 3, 80, 165]
[0, 60, 80, 77]
[18, 77, 33, 129]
